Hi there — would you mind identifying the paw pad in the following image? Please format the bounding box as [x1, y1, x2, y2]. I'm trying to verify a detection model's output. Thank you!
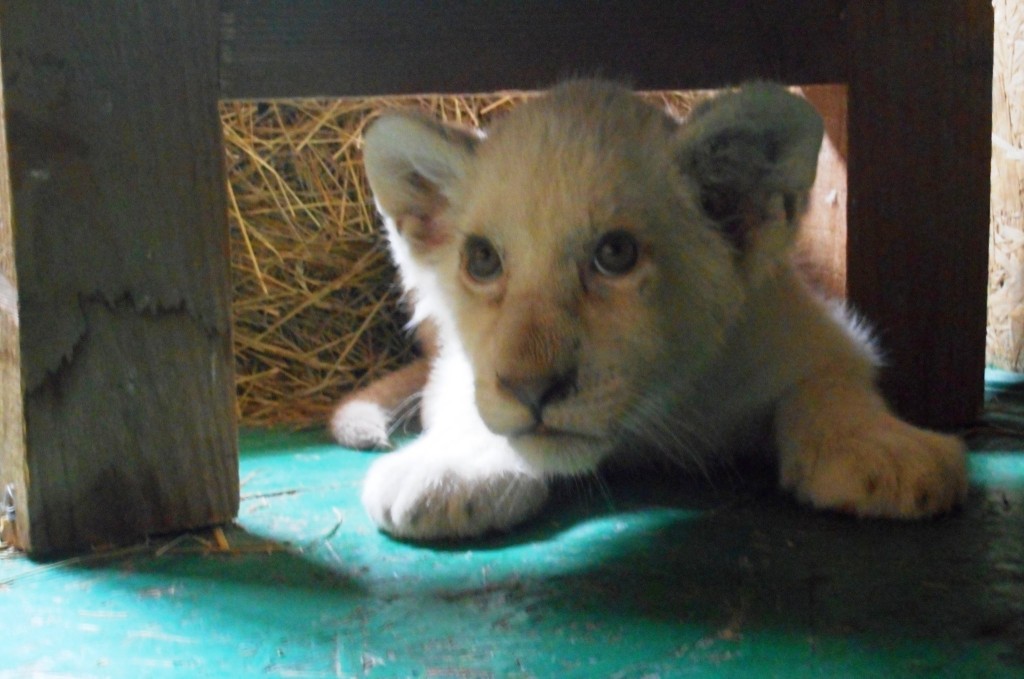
[784, 414, 967, 519]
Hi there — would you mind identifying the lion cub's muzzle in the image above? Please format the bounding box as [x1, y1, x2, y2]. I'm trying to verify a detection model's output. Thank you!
[497, 367, 579, 432]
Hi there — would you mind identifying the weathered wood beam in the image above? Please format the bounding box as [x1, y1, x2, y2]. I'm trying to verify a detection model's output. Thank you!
[0, 0, 239, 556]
[218, 0, 849, 99]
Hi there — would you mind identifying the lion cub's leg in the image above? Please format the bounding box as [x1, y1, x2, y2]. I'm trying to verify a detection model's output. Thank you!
[774, 372, 967, 518]
[330, 358, 431, 449]
[357, 337, 549, 540]
[361, 421, 548, 540]
[330, 321, 437, 450]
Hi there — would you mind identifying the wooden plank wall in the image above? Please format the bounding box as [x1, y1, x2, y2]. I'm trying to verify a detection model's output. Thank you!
[0, 1, 238, 556]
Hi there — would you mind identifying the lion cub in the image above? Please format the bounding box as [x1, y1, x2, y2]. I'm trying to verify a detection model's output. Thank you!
[331, 80, 967, 540]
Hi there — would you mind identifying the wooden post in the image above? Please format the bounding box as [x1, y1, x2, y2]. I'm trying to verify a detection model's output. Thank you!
[846, 0, 993, 428]
[0, 1, 238, 557]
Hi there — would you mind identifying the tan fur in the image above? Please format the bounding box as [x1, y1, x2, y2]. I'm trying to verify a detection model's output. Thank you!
[332, 80, 967, 539]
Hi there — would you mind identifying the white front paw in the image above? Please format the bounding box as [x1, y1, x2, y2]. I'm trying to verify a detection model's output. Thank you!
[781, 412, 967, 518]
[361, 438, 549, 540]
[331, 400, 391, 450]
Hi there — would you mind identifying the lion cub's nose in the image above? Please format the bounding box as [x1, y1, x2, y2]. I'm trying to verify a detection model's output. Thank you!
[497, 369, 578, 418]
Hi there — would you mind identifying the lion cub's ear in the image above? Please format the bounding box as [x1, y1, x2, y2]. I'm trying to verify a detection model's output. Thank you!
[362, 112, 479, 254]
[675, 83, 824, 253]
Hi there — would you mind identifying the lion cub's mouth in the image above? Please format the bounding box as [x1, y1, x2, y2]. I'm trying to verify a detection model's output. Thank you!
[506, 421, 612, 474]
[509, 423, 600, 442]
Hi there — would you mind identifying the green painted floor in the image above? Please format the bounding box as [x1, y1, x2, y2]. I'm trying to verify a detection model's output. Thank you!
[3, 374, 1024, 678]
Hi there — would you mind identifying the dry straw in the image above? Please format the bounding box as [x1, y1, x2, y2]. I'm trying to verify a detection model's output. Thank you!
[221, 91, 705, 428]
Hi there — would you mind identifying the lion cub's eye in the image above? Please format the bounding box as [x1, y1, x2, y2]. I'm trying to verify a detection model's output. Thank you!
[592, 230, 639, 276]
[463, 235, 503, 282]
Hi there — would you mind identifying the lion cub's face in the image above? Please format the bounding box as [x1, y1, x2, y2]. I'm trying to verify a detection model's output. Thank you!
[363, 81, 823, 474]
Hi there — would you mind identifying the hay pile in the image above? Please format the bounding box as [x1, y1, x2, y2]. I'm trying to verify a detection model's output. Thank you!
[222, 91, 705, 428]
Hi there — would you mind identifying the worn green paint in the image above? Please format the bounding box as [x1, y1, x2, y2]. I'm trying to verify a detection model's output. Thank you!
[4, 386, 1024, 677]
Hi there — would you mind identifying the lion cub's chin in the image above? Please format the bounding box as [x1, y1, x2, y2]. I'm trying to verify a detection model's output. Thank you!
[335, 79, 969, 542]
[506, 429, 612, 476]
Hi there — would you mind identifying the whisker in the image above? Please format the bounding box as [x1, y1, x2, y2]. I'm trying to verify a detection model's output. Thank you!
[387, 390, 424, 437]
[588, 471, 617, 513]
[617, 388, 720, 484]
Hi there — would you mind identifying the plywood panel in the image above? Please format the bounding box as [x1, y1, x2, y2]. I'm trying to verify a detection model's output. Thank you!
[798, 84, 848, 299]
[986, 0, 1024, 370]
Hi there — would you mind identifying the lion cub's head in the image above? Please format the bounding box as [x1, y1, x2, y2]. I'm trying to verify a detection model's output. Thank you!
[363, 80, 823, 474]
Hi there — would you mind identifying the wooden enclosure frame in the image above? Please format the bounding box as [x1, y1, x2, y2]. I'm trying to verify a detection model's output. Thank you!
[0, 0, 994, 556]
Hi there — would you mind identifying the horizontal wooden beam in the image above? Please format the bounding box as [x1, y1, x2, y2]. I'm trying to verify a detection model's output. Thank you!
[219, 0, 849, 99]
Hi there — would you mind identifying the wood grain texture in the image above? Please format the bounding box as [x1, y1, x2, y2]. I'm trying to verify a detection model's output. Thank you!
[846, 0, 993, 427]
[219, 0, 849, 99]
[0, 1, 238, 555]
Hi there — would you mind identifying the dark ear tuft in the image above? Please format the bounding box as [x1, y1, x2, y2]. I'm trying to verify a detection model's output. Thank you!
[688, 128, 777, 244]
[676, 84, 824, 249]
